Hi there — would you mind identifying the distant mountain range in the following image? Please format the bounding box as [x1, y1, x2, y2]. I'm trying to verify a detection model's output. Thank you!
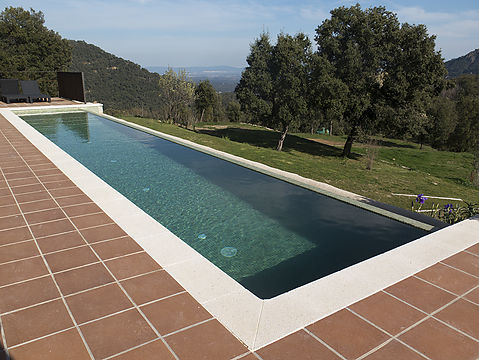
[147, 66, 243, 92]
[445, 49, 479, 78]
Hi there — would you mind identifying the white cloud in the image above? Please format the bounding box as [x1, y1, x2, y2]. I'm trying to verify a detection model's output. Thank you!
[395, 6, 479, 60]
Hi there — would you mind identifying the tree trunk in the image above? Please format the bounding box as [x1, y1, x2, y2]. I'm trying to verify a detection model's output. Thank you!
[342, 126, 357, 158]
[277, 125, 289, 151]
[329, 120, 333, 136]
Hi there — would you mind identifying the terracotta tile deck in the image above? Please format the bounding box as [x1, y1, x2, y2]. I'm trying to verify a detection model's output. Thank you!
[1, 109, 479, 359]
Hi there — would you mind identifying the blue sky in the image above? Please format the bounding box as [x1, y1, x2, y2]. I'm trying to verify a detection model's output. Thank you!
[7, 0, 479, 67]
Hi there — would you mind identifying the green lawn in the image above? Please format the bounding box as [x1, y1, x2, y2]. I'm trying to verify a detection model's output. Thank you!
[120, 116, 479, 211]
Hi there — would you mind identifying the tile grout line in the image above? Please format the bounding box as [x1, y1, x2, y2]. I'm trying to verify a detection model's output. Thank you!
[439, 261, 479, 279]
[7, 326, 77, 350]
[382, 287, 479, 343]
[302, 327, 348, 360]
[0, 254, 42, 267]
[0, 238, 34, 249]
[413, 274, 479, 308]
[162, 317, 215, 338]
[345, 308, 431, 360]
[0, 131, 96, 360]
[231, 351, 260, 360]
[101, 338, 161, 360]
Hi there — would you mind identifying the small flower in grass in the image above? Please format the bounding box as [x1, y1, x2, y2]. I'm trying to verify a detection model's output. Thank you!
[416, 194, 427, 204]
[444, 203, 454, 214]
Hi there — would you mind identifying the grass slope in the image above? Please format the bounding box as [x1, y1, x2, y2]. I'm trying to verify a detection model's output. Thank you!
[121, 116, 479, 212]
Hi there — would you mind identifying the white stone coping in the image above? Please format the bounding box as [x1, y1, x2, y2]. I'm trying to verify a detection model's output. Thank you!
[2, 106, 478, 350]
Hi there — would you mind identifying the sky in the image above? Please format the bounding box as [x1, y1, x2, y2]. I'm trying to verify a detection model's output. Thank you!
[6, 0, 479, 68]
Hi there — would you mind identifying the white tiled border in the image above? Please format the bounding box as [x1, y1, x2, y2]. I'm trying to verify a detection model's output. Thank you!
[2, 105, 478, 350]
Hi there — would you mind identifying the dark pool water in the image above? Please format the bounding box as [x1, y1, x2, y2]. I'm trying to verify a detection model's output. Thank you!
[23, 112, 428, 298]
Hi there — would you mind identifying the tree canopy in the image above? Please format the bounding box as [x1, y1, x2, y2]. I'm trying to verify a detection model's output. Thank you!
[0, 6, 71, 95]
[315, 4, 447, 156]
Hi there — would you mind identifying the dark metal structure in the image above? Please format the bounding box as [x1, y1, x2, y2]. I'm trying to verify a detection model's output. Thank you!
[57, 72, 86, 103]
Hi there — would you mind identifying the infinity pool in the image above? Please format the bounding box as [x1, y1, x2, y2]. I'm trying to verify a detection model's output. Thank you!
[22, 111, 429, 298]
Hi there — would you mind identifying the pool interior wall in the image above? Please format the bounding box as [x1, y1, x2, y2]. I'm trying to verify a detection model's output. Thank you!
[21, 111, 429, 298]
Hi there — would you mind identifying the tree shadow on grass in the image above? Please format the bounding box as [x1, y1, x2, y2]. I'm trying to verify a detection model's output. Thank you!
[196, 127, 360, 159]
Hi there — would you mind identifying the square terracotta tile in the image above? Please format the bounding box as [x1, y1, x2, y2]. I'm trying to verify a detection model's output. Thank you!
[70, 213, 114, 230]
[141, 293, 211, 335]
[105, 252, 161, 280]
[400, 318, 479, 360]
[80, 309, 156, 359]
[15, 190, 52, 204]
[49, 187, 83, 199]
[465, 287, 479, 305]
[11, 183, 44, 195]
[416, 263, 479, 295]
[349, 291, 425, 335]
[4, 171, 34, 180]
[467, 243, 479, 256]
[91, 237, 143, 260]
[8, 177, 40, 187]
[120, 270, 184, 305]
[55, 194, 92, 207]
[37, 231, 86, 254]
[38, 174, 69, 183]
[109, 339, 176, 360]
[80, 224, 128, 243]
[28, 162, 55, 170]
[2, 166, 29, 175]
[0, 276, 59, 313]
[0, 214, 26, 230]
[0, 204, 20, 217]
[2, 299, 73, 346]
[306, 309, 390, 359]
[18, 199, 58, 213]
[385, 276, 456, 313]
[62, 203, 102, 217]
[165, 319, 247, 360]
[257, 330, 342, 360]
[363, 340, 426, 360]
[24, 208, 67, 225]
[33, 168, 63, 177]
[0, 226, 32, 246]
[66, 283, 133, 324]
[54, 263, 114, 295]
[30, 219, 75, 238]
[0, 257, 48, 287]
[0, 188, 11, 197]
[0, 240, 39, 264]
[0, 195, 15, 206]
[44, 246, 99, 273]
[8, 329, 91, 360]
[442, 252, 479, 277]
[435, 299, 479, 340]
[43, 180, 75, 190]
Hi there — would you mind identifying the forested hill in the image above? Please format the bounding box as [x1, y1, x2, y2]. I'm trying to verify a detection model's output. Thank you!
[69, 40, 161, 113]
[445, 49, 479, 78]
